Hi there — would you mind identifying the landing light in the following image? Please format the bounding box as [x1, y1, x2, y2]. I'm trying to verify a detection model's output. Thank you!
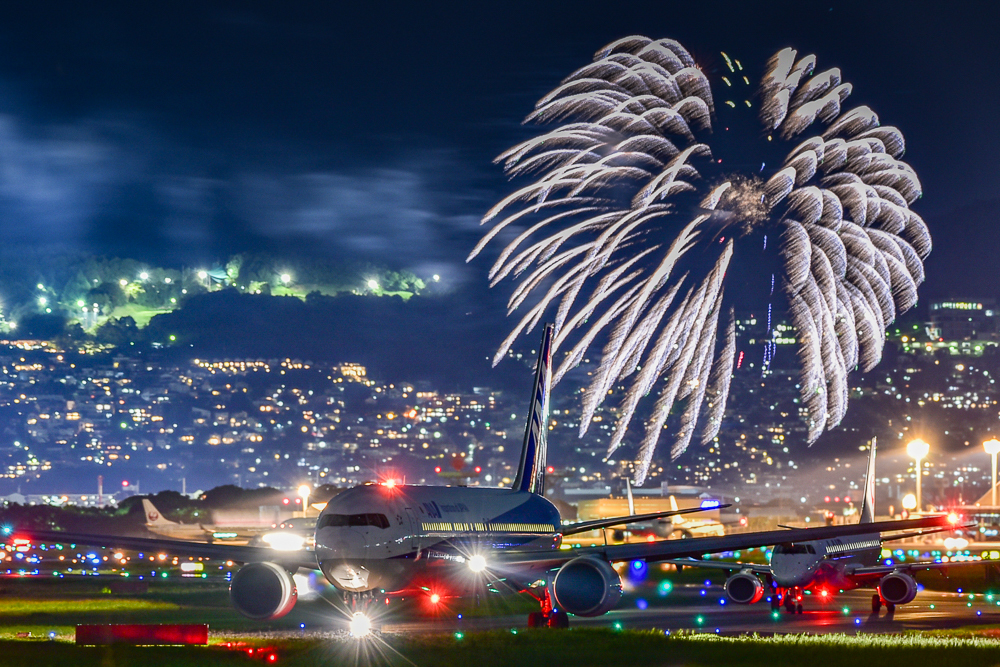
[430, 593, 441, 604]
[349, 612, 372, 638]
[261, 532, 306, 551]
[468, 555, 487, 573]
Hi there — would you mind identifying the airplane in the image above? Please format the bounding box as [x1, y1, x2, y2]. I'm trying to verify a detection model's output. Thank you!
[142, 499, 253, 543]
[16, 325, 954, 632]
[627, 492, 726, 541]
[142, 499, 214, 540]
[666, 437, 973, 615]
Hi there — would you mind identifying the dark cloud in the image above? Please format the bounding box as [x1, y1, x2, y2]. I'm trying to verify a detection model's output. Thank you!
[0, 0, 995, 301]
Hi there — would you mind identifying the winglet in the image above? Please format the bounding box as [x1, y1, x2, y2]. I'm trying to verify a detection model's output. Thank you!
[511, 324, 553, 495]
[859, 437, 877, 524]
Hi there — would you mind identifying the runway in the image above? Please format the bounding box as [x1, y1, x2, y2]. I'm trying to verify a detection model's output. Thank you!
[379, 586, 1000, 636]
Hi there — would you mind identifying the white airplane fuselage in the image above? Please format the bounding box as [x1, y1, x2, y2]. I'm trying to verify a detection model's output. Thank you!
[769, 532, 882, 588]
[315, 483, 562, 593]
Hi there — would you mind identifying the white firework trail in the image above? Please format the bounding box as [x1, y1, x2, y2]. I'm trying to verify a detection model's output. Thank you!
[469, 36, 930, 484]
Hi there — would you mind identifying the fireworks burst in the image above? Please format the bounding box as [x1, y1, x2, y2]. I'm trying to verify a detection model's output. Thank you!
[469, 36, 929, 483]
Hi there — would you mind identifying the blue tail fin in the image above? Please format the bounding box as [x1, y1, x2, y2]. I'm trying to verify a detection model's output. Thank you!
[859, 437, 877, 524]
[512, 324, 553, 495]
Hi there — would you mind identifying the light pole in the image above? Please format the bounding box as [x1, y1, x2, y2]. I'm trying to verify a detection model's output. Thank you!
[297, 484, 311, 519]
[985, 438, 1000, 507]
[907, 438, 930, 512]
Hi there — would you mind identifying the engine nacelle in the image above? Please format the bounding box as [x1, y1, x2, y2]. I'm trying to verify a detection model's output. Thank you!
[551, 557, 622, 617]
[724, 572, 765, 604]
[879, 572, 918, 606]
[230, 562, 298, 620]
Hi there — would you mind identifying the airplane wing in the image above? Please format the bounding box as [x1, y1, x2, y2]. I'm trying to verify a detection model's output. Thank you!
[848, 558, 991, 577]
[489, 515, 954, 570]
[560, 505, 731, 536]
[661, 557, 771, 575]
[12, 528, 319, 571]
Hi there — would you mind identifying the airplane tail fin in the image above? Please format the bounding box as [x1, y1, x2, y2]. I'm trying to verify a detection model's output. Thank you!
[142, 499, 177, 526]
[511, 323, 553, 496]
[859, 437, 877, 524]
[669, 495, 684, 526]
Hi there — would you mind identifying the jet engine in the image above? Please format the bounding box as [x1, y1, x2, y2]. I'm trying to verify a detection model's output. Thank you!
[230, 562, 298, 620]
[879, 572, 918, 606]
[724, 572, 765, 604]
[551, 557, 622, 617]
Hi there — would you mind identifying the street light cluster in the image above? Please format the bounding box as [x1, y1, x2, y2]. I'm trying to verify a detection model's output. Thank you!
[985, 438, 1000, 506]
[906, 438, 929, 512]
[903, 437, 1000, 511]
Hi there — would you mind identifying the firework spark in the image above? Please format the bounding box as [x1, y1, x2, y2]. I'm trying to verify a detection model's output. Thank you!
[469, 36, 929, 483]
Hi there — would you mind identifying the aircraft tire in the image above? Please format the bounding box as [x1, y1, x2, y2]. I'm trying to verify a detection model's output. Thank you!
[528, 612, 545, 628]
[871, 594, 882, 614]
[547, 610, 570, 629]
[796, 604, 803, 614]
[886, 602, 895, 614]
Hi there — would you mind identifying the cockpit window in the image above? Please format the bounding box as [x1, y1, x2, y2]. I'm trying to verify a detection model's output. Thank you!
[318, 513, 390, 529]
[778, 544, 815, 554]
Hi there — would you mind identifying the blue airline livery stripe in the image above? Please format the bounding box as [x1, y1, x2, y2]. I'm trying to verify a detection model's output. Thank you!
[514, 324, 552, 494]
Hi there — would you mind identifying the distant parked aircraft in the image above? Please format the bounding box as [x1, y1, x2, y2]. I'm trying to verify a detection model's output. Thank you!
[142, 499, 249, 542]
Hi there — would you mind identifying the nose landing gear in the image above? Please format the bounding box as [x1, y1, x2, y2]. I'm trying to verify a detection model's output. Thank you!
[780, 588, 804, 614]
[344, 590, 384, 615]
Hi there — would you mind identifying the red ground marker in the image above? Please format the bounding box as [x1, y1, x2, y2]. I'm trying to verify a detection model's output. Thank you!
[75, 624, 209, 645]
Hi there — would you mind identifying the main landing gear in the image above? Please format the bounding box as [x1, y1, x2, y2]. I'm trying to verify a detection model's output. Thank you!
[525, 588, 570, 629]
[871, 594, 895, 615]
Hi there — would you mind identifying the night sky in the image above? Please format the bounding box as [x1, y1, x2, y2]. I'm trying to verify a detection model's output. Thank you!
[0, 1, 997, 301]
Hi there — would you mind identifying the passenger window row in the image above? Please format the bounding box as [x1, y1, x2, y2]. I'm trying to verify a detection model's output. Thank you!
[317, 513, 390, 529]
